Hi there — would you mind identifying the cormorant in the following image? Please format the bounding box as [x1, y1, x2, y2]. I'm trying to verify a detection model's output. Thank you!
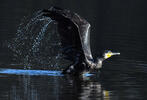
[42, 7, 120, 75]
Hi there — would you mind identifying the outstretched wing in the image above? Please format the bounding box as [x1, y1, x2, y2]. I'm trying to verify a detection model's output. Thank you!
[42, 7, 93, 63]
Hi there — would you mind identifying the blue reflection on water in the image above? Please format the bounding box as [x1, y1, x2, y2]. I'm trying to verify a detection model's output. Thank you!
[83, 73, 93, 77]
[0, 68, 63, 76]
[0, 68, 93, 77]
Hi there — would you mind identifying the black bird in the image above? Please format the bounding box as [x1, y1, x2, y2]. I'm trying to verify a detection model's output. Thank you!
[42, 7, 120, 75]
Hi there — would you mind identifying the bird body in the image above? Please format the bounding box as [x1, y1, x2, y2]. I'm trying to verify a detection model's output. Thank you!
[42, 7, 120, 75]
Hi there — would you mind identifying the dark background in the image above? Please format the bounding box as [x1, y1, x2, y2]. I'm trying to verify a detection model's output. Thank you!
[0, 1, 147, 100]
[0, 0, 147, 62]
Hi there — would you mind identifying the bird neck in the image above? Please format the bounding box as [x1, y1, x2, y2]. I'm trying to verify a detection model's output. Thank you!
[97, 57, 105, 63]
[94, 57, 105, 69]
[85, 57, 105, 69]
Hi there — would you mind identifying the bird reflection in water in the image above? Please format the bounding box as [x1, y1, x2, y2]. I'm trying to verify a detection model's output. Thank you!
[79, 82, 110, 100]
[1, 74, 111, 100]
[64, 76, 111, 100]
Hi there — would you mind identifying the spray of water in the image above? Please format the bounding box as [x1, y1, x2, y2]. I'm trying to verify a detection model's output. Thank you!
[8, 11, 71, 69]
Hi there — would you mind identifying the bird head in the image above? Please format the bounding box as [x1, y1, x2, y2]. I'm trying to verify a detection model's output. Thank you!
[103, 50, 120, 59]
[90, 50, 120, 69]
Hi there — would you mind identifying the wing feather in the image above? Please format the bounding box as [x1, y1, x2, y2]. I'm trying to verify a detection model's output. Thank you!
[42, 7, 93, 63]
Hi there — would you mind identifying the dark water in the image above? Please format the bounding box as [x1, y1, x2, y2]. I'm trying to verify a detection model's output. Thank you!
[1, 0, 147, 100]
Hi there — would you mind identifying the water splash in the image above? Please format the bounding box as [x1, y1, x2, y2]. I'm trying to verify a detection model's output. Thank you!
[8, 11, 71, 69]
